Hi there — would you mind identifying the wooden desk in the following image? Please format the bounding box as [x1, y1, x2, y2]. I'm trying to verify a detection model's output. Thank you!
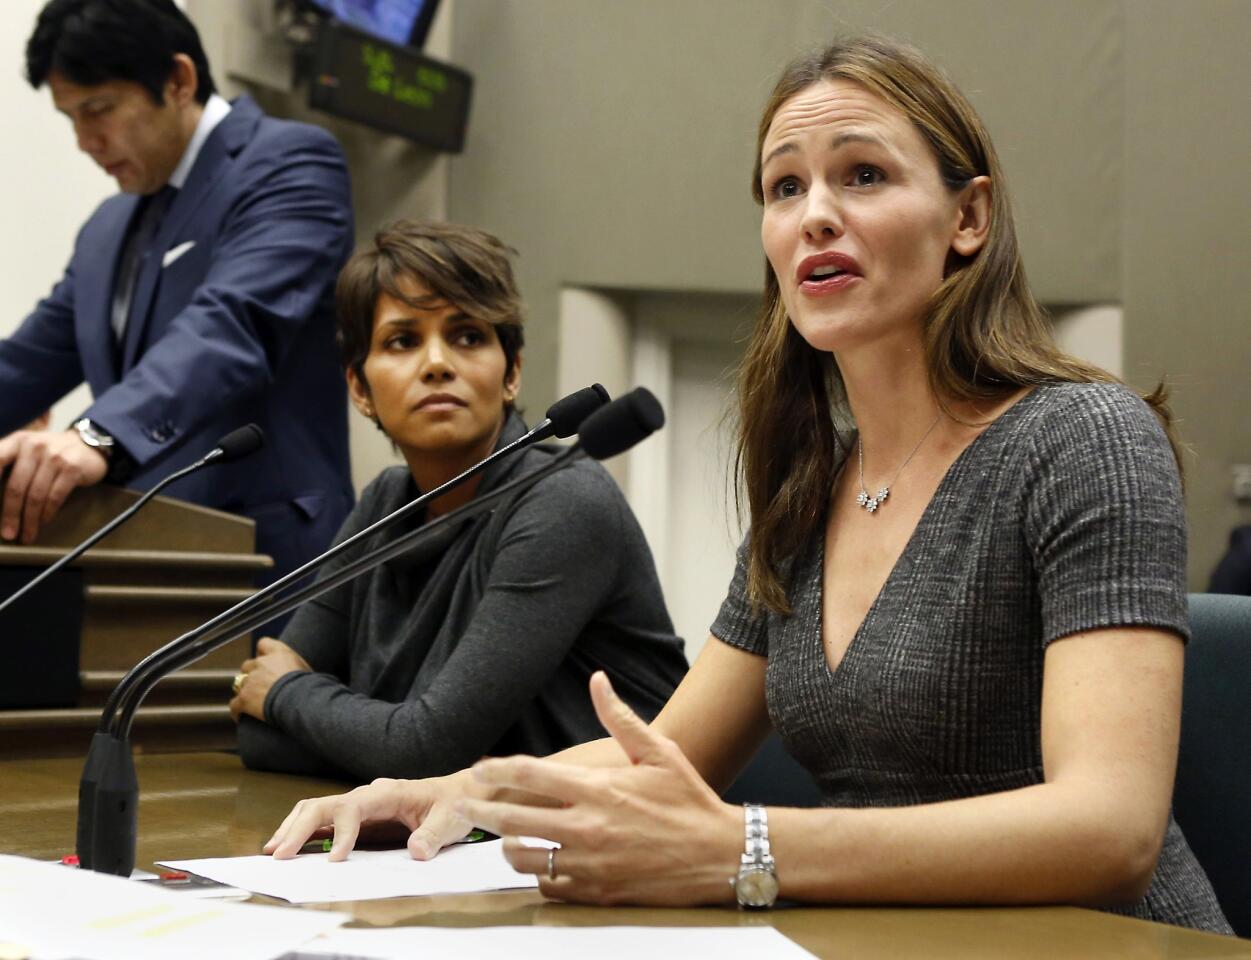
[0, 752, 1245, 959]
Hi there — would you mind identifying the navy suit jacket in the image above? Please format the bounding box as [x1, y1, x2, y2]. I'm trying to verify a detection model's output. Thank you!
[0, 96, 355, 586]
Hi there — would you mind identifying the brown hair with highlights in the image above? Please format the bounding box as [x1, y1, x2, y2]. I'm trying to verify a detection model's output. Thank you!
[737, 35, 1178, 614]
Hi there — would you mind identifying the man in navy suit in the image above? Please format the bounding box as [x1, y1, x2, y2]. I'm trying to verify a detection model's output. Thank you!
[0, 0, 355, 600]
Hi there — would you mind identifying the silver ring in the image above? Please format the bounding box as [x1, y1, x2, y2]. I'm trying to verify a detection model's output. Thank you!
[547, 847, 558, 881]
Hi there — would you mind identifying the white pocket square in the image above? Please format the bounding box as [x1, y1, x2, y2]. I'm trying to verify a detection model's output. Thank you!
[162, 240, 196, 268]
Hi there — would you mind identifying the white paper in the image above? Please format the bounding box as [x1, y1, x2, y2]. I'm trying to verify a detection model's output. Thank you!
[160, 838, 547, 904]
[296, 925, 818, 959]
[0, 854, 347, 960]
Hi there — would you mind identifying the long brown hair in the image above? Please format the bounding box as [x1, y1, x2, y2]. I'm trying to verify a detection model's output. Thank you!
[737, 35, 1177, 615]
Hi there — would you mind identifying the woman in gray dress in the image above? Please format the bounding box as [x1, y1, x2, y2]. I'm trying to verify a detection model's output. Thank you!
[263, 38, 1230, 932]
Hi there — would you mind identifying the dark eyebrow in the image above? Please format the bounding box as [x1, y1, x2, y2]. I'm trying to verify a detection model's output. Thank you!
[760, 130, 888, 169]
[376, 310, 475, 329]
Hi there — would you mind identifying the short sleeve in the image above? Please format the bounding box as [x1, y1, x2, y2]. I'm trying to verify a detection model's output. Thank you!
[710, 534, 769, 656]
[1022, 384, 1189, 646]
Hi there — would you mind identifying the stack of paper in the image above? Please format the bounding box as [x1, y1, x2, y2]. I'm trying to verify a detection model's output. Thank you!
[160, 839, 545, 904]
[0, 855, 347, 960]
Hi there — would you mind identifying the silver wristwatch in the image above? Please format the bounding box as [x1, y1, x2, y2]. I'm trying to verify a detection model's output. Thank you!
[731, 803, 779, 909]
[73, 418, 115, 457]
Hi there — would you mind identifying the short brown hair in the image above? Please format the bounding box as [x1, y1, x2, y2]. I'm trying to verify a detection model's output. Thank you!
[336, 220, 526, 388]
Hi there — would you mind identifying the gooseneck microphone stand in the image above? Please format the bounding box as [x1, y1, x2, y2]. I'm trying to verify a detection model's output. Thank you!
[78, 385, 624, 875]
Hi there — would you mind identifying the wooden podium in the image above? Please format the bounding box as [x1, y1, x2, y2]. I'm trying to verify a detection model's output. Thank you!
[0, 486, 272, 760]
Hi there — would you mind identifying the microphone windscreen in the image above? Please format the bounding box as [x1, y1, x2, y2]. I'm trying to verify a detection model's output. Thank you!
[579, 387, 664, 460]
[213, 423, 266, 463]
[545, 384, 611, 438]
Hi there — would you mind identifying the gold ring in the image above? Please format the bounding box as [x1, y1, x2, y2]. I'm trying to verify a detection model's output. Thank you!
[232, 673, 246, 695]
[547, 847, 558, 881]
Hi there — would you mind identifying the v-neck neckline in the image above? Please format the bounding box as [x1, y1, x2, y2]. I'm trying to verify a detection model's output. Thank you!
[816, 387, 1043, 678]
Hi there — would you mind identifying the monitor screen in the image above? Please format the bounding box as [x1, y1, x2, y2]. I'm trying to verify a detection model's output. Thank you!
[306, 0, 440, 48]
[308, 20, 472, 152]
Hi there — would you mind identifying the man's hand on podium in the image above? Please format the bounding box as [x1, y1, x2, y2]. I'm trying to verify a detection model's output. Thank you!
[0, 428, 108, 544]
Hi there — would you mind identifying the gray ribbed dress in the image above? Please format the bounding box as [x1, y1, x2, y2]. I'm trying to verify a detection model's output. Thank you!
[712, 382, 1231, 933]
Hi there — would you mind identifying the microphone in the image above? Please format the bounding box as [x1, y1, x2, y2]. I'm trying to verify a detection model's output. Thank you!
[542, 383, 611, 438]
[77, 386, 611, 874]
[203, 423, 265, 464]
[0, 424, 267, 614]
[579, 386, 664, 460]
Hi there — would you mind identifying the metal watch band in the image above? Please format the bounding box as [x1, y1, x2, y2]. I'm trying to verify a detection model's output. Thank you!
[73, 418, 115, 456]
[743, 804, 774, 868]
[732, 803, 779, 909]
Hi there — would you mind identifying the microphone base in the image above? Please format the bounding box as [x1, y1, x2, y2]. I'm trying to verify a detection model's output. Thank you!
[75, 731, 114, 868]
[87, 735, 139, 877]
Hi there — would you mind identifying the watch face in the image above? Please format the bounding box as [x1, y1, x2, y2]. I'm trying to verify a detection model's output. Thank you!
[736, 866, 779, 907]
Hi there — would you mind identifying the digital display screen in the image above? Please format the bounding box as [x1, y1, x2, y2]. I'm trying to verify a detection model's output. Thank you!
[308, 21, 473, 152]
[306, 0, 439, 48]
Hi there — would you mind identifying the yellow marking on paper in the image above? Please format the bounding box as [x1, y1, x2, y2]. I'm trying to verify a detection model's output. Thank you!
[141, 909, 224, 939]
[89, 904, 173, 929]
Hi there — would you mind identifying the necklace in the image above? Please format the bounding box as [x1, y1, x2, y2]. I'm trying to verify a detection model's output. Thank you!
[856, 414, 942, 514]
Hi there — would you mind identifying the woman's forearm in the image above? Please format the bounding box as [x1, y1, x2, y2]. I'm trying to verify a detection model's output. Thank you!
[769, 779, 1162, 908]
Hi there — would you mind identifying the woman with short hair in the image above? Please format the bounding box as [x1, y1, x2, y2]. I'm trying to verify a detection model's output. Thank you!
[230, 220, 687, 783]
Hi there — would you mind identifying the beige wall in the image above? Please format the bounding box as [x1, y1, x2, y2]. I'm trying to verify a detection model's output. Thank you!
[445, 0, 1249, 588]
[0, 0, 114, 429]
[1124, 0, 1251, 587]
[448, 0, 1125, 419]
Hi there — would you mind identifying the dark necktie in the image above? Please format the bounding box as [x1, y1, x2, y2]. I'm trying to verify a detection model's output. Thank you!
[111, 185, 177, 343]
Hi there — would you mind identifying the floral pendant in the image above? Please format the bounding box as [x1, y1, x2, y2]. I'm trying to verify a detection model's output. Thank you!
[856, 486, 890, 513]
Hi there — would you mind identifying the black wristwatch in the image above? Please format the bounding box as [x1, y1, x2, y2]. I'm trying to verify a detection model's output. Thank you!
[731, 804, 779, 909]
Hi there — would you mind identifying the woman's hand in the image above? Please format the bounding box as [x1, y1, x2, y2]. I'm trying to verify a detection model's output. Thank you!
[462, 671, 743, 906]
[229, 637, 312, 723]
[264, 771, 479, 862]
